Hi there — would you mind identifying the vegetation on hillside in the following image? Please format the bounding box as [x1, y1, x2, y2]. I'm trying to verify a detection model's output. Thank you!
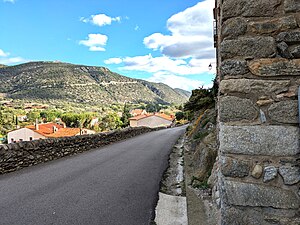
[0, 61, 190, 105]
[184, 79, 218, 190]
[0, 61, 192, 142]
[0, 99, 185, 143]
[184, 79, 218, 113]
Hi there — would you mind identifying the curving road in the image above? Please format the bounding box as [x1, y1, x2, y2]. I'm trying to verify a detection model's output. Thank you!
[0, 126, 186, 225]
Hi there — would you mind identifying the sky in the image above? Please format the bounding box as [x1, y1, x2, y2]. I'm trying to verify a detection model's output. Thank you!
[0, 0, 216, 91]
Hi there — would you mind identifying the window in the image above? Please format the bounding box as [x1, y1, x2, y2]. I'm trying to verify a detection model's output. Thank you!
[29, 137, 33, 141]
[19, 139, 23, 142]
[11, 138, 14, 142]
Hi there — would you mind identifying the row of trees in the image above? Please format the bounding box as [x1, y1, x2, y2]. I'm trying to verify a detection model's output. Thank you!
[0, 108, 125, 136]
[0, 101, 186, 139]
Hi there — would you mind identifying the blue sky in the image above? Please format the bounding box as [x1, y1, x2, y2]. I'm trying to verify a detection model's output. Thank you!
[0, 0, 216, 91]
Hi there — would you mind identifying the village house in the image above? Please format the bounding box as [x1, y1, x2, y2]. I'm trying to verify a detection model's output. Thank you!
[90, 117, 99, 127]
[129, 113, 175, 128]
[130, 109, 147, 117]
[24, 103, 48, 112]
[17, 115, 27, 122]
[7, 122, 95, 143]
[1, 101, 13, 107]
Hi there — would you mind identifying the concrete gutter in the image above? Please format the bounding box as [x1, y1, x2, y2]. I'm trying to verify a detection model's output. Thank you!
[154, 135, 188, 225]
[155, 192, 188, 225]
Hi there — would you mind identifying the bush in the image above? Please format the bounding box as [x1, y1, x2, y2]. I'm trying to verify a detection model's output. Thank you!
[175, 111, 185, 120]
[184, 79, 218, 113]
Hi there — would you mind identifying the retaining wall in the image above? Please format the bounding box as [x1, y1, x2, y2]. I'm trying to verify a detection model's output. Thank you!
[0, 127, 164, 174]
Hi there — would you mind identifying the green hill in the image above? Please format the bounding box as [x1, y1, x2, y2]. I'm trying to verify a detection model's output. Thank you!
[174, 88, 191, 98]
[0, 61, 188, 105]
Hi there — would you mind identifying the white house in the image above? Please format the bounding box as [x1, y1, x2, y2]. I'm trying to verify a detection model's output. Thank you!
[7, 122, 95, 143]
[8, 127, 44, 143]
[130, 109, 147, 117]
[17, 115, 27, 122]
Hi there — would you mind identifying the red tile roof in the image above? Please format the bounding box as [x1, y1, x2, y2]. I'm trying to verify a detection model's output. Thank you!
[129, 113, 175, 121]
[47, 128, 80, 138]
[128, 114, 150, 121]
[154, 113, 175, 121]
[26, 123, 64, 136]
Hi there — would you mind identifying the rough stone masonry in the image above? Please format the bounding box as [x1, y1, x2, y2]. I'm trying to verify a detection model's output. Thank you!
[214, 0, 300, 224]
[0, 127, 164, 174]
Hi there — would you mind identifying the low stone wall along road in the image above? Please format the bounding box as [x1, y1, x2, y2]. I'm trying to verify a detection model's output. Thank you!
[0, 126, 186, 225]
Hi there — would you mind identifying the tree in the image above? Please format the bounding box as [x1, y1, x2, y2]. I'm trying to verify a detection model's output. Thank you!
[0, 106, 3, 125]
[175, 111, 185, 121]
[146, 103, 161, 113]
[40, 110, 61, 122]
[99, 113, 123, 131]
[61, 113, 78, 127]
[26, 110, 41, 122]
[121, 103, 131, 127]
[184, 88, 215, 112]
[61, 112, 97, 128]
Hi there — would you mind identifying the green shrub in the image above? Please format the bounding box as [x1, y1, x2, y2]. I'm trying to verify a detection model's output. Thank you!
[193, 131, 209, 140]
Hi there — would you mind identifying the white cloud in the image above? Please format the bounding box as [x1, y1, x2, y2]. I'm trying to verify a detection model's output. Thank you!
[0, 57, 26, 65]
[143, 0, 214, 59]
[104, 58, 123, 64]
[103, 0, 216, 91]
[0, 48, 27, 65]
[3, 0, 15, 3]
[104, 54, 215, 75]
[79, 34, 108, 51]
[79, 17, 89, 23]
[80, 14, 121, 27]
[0, 49, 9, 57]
[147, 72, 209, 91]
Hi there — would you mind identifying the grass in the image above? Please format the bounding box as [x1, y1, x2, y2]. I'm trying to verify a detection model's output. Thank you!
[190, 176, 210, 189]
[201, 118, 210, 128]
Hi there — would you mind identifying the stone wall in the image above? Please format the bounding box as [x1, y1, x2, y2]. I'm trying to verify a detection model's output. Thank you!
[215, 0, 300, 224]
[0, 127, 164, 174]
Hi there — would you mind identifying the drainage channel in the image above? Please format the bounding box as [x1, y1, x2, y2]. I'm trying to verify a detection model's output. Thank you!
[154, 135, 188, 225]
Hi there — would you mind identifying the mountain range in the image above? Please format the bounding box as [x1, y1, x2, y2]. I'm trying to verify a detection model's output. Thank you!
[0, 61, 190, 105]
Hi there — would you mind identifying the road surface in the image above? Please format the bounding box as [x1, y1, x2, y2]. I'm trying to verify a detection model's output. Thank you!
[0, 126, 186, 225]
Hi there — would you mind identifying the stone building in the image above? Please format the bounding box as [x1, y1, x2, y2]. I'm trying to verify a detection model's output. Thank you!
[213, 0, 300, 224]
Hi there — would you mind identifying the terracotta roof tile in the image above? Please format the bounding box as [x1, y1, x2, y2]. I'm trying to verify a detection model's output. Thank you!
[129, 113, 174, 121]
[154, 113, 175, 121]
[26, 123, 64, 136]
[129, 114, 150, 121]
[47, 128, 80, 138]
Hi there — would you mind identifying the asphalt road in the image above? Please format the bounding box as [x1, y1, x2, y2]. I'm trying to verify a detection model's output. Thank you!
[0, 126, 186, 225]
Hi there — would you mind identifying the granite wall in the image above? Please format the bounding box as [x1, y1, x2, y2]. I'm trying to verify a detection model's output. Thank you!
[215, 0, 300, 224]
